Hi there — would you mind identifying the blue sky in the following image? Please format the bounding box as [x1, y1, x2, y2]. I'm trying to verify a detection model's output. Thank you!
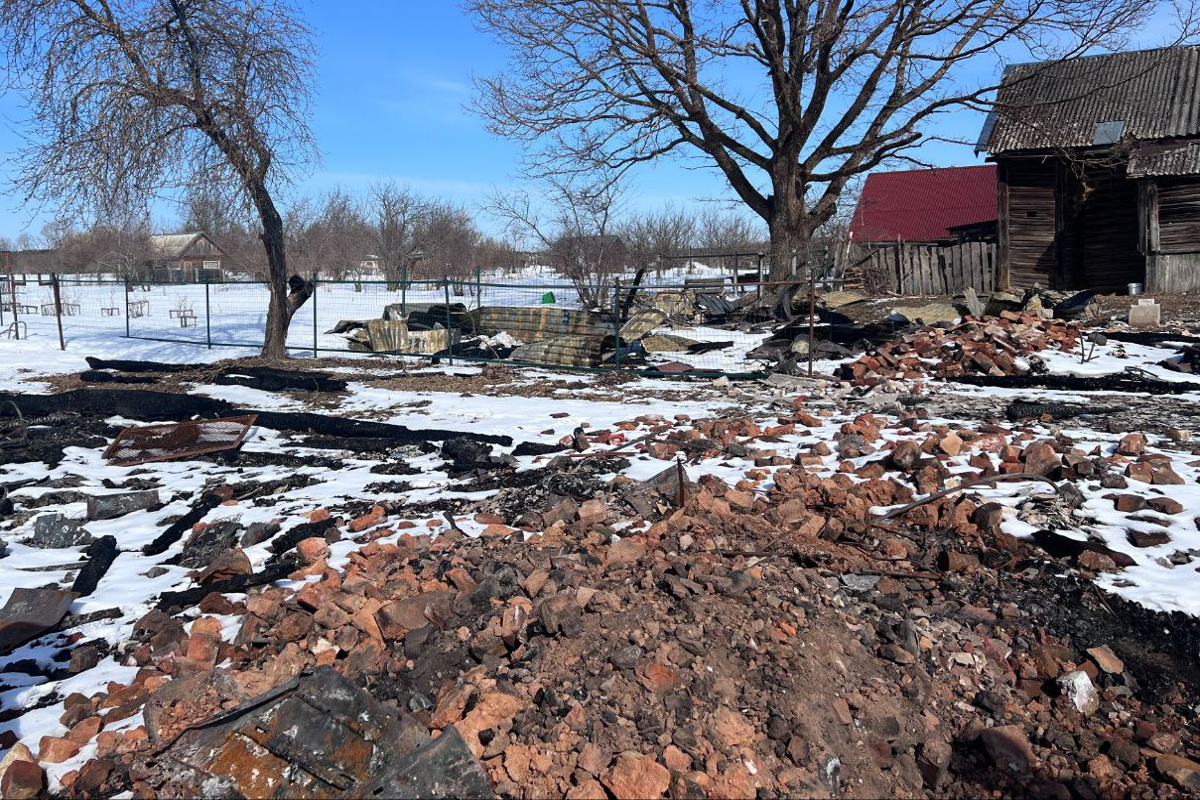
[0, 1, 1170, 241]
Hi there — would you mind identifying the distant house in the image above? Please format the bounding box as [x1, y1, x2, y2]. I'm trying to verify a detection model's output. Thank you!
[146, 232, 225, 282]
[849, 165, 998, 244]
[979, 45, 1200, 292]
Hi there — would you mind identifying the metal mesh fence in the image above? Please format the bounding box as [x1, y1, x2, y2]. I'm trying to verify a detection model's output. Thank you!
[0, 268, 824, 376]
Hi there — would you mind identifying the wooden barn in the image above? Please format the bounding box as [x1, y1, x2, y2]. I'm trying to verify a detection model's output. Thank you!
[981, 45, 1200, 293]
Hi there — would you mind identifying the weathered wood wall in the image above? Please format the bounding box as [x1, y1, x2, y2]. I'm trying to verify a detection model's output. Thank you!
[1146, 252, 1200, 292]
[1155, 177, 1200, 252]
[999, 159, 1057, 288]
[857, 241, 996, 295]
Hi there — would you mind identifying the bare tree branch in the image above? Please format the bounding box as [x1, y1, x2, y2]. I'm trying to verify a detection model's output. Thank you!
[468, 0, 1197, 281]
[0, 0, 318, 357]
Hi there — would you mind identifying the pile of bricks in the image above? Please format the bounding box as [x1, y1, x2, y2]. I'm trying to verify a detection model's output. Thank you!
[837, 313, 1080, 384]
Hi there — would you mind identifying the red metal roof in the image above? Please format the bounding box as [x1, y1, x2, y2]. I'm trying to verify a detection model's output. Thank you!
[848, 165, 997, 242]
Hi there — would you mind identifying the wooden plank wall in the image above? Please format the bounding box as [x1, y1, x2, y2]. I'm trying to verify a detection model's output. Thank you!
[1155, 177, 1200, 252]
[861, 241, 997, 295]
[1002, 159, 1057, 287]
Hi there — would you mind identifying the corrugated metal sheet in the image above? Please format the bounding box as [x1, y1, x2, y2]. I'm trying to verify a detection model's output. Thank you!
[848, 166, 997, 242]
[470, 306, 612, 342]
[509, 334, 607, 367]
[985, 46, 1200, 153]
[1128, 140, 1200, 176]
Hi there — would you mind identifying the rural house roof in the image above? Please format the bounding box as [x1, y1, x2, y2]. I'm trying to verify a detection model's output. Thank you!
[1127, 139, 1200, 177]
[982, 45, 1200, 155]
[848, 165, 997, 243]
[148, 232, 224, 259]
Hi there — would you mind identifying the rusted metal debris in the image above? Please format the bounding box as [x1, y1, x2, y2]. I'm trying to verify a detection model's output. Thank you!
[353, 725, 494, 799]
[102, 414, 257, 466]
[151, 666, 490, 799]
[0, 587, 75, 655]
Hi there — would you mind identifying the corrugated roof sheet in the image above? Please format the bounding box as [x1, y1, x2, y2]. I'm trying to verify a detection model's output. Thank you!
[985, 46, 1200, 154]
[1128, 140, 1200, 177]
[848, 165, 997, 242]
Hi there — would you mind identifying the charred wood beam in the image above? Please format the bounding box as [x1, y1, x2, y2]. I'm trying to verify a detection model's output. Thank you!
[142, 493, 224, 557]
[155, 558, 299, 613]
[70, 535, 118, 597]
[951, 373, 1200, 395]
[0, 390, 513, 446]
[85, 356, 198, 373]
[1005, 400, 1127, 422]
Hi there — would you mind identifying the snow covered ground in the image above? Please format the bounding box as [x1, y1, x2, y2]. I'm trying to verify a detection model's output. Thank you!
[3, 306, 1200, 786]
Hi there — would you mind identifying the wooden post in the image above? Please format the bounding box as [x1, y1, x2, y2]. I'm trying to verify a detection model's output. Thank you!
[807, 253, 815, 378]
[996, 162, 1011, 290]
[312, 276, 319, 357]
[756, 252, 764, 301]
[205, 280, 212, 349]
[612, 283, 622, 369]
[443, 279, 454, 365]
[51, 272, 65, 350]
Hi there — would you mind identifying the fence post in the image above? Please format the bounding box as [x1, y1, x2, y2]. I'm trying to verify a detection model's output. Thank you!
[443, 279, 454, 365]
[124, 276, 131, 338]
[51, 272, 65, 351]
[756, 252, 764, 301]
[612, 281, 621, 369]
[205, 280, 212, 349]
[312, 276, 319, 358]
[401, 264, 408, 316]
[475, 265, 482, 311]
[807, 255, 816, 378]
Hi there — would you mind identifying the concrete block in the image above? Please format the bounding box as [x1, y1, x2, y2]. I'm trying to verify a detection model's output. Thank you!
[1128, 301, 1161, 327]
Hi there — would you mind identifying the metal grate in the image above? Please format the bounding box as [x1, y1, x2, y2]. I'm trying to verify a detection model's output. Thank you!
[103, 414, 258, 466]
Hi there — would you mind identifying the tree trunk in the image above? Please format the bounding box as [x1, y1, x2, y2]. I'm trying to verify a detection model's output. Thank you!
[766, 175, 811, 284]
[257, 193, 311, 359]
[763, 178, 817, 319]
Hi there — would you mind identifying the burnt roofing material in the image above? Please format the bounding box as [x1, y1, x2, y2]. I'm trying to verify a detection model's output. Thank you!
[983, 45, 1200, 154]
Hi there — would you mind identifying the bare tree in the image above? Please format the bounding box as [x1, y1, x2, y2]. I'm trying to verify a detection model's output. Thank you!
[414, 202, 480, 280]
[475, 235, 527, 274]
[488, 175, 626, 307]
[295, 189, 373, 280]
[57, 220, 153, 275]
[696, 208, 765, 254]
[0, 0, 318, 358]
[370, 182, 425, 283]
[620, 205, 696, 273]
[469, 0, 1187, 282]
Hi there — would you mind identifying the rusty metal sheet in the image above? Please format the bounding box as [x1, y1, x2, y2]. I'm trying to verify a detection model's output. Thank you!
[103, 415, 257, 466]
[0, 587, 76, 655]
[157, 667, 432, 800]
[348, 725, 494, 799]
